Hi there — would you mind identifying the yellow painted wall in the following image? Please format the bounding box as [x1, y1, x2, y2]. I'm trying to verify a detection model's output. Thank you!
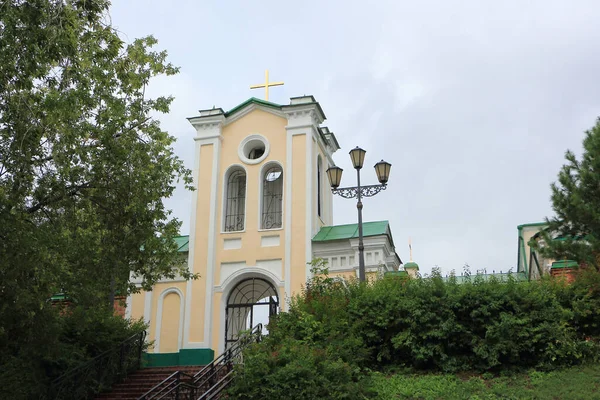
[159, 293, 181, 353]
[290, 134, 307, 296]
[330, 271, 357, 281]
[214, 110, 288, 284]
[148, 282, 187, 346]
[130, 291, 146, 321]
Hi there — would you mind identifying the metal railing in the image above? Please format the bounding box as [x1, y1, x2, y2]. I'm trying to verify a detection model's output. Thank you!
[49, 330, 147, 400]
[139, 324, 262, 400]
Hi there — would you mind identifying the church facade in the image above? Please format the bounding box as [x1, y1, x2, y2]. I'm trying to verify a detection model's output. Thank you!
[126, 95, 401, 363]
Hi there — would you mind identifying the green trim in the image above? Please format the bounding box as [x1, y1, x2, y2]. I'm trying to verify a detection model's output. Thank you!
[144, 348, 214, 367]
[385, 271, 409, 278]
[144, 352, 179, 367]
[50, 293, 72, 302]
[517, 222, 548, 229]
[224, 97, 282, 118]
[554, 234, 589, 242]
[312, 221, 390, 242]
[551, 260, 579, 269]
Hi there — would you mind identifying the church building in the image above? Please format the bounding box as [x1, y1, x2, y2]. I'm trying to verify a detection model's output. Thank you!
[126, 94, 401, 364]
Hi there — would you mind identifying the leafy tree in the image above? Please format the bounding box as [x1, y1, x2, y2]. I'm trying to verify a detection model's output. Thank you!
[537, 118, 600, 268]
[0, 0, 194, 395]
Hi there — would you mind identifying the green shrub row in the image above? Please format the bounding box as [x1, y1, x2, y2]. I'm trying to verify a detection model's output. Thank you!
[227, 262, 600, 399]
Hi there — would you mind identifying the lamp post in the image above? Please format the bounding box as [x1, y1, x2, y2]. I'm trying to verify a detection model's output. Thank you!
[326, 147, 392, 282]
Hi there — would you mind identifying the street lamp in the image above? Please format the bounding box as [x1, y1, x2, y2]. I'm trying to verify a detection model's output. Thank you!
[326, 147, 392, 282]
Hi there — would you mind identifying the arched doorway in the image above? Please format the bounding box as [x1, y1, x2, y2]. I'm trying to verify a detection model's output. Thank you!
[225, 277, 279, 349]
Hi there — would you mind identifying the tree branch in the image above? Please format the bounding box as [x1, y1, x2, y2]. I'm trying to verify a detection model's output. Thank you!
[26, 182, 92, 214]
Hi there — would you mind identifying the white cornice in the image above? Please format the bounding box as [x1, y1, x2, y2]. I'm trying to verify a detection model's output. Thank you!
[283, 103, 326, 125]
[188, 115, 225, 140]
[194, 134, 223, 142]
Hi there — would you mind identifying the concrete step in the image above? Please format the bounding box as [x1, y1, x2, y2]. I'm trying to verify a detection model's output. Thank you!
[94, 365, 206, 400]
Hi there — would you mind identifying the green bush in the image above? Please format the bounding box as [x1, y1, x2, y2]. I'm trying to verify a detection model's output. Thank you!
[228, 261, 600, 400]
[227, 338, 374, 400]
[0, 304, 147, 400]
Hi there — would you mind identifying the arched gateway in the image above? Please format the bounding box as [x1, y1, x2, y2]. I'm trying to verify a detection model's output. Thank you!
[225, 277, 279, 349]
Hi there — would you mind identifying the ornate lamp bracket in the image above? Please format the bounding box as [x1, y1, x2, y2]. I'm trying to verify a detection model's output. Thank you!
[331, 184, 387, 199]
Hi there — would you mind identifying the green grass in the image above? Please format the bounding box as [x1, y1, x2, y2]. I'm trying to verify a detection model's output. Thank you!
[372, 364, 600, 399]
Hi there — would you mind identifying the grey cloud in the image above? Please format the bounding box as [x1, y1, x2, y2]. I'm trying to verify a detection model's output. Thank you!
[112, 0, 600, 274]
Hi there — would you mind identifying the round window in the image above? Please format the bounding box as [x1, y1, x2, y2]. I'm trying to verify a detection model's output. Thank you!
[238, 135, 270, 164]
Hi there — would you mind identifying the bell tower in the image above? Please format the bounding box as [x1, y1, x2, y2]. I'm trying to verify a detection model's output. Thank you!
[183, 95, 339, 353]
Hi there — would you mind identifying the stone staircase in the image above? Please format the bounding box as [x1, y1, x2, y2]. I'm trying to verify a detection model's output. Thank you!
[94, 366, 204, 400]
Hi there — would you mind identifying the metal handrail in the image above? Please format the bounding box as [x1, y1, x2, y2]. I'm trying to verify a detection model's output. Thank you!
[49, 330, 146, 400]
[193, 323, 262, 383]
[197, 370, 234, 400]
[138, 324, 262, 400]
[138, 370, 195, 400]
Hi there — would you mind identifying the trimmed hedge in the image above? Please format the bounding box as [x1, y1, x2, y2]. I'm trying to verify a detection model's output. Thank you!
[226, 263, 600, 399]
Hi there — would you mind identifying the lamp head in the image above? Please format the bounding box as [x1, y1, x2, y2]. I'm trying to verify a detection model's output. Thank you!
[349, 146, 366, 169]
[374, 160, 391, 184]
[326, 166, 343, 189]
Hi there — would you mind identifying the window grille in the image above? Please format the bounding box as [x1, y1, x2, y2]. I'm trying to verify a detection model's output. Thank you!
[224, 170, 246, 232]
[261, 166, 283, 229]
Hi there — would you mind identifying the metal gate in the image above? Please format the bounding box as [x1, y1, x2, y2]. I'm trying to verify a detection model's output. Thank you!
[224, 278, 278, 349]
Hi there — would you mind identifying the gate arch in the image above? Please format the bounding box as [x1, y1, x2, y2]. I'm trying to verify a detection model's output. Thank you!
[224, 277, 279, 348]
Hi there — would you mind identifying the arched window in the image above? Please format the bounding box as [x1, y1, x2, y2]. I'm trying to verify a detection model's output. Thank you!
[261, 165, 283, 229]
[317, 155, 323, 218]
[224, 168, 246, 232]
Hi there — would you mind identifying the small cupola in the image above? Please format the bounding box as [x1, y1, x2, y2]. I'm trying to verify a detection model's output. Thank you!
[403, 238, 420, 277]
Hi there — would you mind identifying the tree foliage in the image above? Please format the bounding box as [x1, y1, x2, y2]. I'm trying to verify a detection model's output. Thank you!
[227, 266, 600, 399]
[0, 1, 193, 396]
[538, 117, 600, 268]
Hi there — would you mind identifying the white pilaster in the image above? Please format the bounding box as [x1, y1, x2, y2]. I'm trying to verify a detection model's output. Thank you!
[183, 113, 224, 348]
[284, 129, 293, 308]
[283, 101, 325, 282]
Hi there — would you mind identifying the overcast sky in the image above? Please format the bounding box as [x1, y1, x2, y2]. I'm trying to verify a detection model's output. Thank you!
[111, 0, 600, 275]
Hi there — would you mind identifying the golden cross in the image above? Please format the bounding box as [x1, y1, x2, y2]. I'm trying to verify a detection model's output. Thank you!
[250, 70, 284, 101]
[409, 237, 413, 262]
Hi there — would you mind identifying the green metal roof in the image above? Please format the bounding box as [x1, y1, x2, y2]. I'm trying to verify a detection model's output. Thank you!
[50, 293, 71, 302]
[517, 222, 548, 230]
[551, 260, 579, 269]
[174, 235, 189, 252]
[312, 221, 390, 242]
[224, 97, 282, 118]
[404, 262, 419, 270]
